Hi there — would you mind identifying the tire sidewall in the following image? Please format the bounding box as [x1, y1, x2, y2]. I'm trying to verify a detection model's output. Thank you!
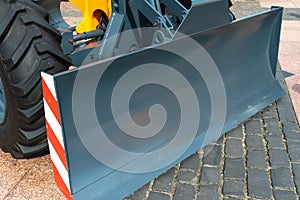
[0, 60, 18, 144]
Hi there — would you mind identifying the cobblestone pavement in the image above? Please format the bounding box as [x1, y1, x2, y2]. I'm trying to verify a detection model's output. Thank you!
[0, 1, 300, 200]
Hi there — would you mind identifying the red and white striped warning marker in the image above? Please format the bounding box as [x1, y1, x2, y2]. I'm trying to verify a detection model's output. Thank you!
[41, 73, 72, 200]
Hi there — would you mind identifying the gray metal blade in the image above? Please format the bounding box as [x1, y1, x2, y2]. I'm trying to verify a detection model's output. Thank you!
[50, 6, 284, 200]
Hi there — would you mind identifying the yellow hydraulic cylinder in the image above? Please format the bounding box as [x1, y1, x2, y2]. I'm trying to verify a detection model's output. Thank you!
[69, 0, 112, 33]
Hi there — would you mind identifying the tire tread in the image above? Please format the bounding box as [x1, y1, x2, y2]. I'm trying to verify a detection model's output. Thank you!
[0, 0, 70, 158]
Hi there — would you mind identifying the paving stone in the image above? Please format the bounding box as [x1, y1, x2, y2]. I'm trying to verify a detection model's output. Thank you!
[283, 8, 300, 20]
[264, 118, 279, 124]
[202, 145, 222, 166]
[273, 190, 298, 200]
[148, 192, 170, 200]
[245, 135, 265, 150]
[180, 154, 200, 170]
[285, 130, 300, 141]
[247, 150, 267, 169]
[245, 120, 261, 133]
[262, 111, 278, 119]
[223, 179, 244, 197]
[265, 126, 282, 136]
[225, 138, 244, 158]
[248, 169, 272, 199]
[282, 122, 300, 132]
[278, 107, 297, 122]
[226, 126, 243, 139]
[271, 168, 294, 188]
[174, 183, 195, 200]
[269, 150, 290, 167]
[292, 164, 300, 192]
[200, 167, 220, 184]
[287, 141, 300, 162]
[264, 119, 281, 135]
[224, 158, 245, 179]
[153, 168, 175, 192]
[277, 100, 294, 109]
[177, 170, 197, 183]
[197, 185, 219, 200]
[265, 135, 285, 149]
[129, 183, 149, 200]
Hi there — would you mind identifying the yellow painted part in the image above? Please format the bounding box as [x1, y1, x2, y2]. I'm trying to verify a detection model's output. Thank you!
[69, 0, 112, 33]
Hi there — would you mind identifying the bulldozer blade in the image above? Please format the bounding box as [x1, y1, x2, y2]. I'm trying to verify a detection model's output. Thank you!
[42, 6, 284, 200]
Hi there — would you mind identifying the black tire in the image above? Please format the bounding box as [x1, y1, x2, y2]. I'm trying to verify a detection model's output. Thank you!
[0, 0, 71, 158]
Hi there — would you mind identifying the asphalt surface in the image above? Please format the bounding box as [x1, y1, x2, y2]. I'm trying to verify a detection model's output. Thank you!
[0, 1, 300, 200]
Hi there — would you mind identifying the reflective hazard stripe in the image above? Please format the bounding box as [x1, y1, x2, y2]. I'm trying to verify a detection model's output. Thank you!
[41, 73, 72, 199]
